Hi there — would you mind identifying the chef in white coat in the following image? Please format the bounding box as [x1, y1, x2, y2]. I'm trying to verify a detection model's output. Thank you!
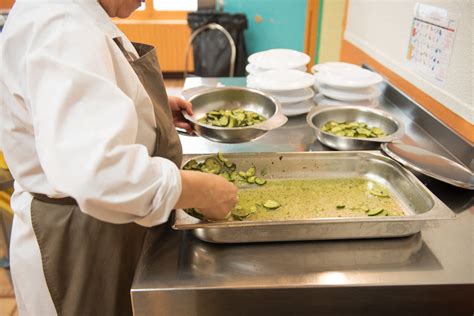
[0, 0, 238, 314]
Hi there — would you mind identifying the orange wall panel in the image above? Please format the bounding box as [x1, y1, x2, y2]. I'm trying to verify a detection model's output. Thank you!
[115, 21, 193, 72]
[0, 0, 14, 9]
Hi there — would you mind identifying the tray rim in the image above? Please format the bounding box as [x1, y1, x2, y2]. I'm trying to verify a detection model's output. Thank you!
[173, 151, 455, 231]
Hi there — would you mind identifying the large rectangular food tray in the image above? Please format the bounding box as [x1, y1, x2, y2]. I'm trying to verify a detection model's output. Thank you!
[173, 151, 454, 243]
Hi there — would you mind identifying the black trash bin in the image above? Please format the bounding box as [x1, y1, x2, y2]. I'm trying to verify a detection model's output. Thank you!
[187, 11, 248, 77]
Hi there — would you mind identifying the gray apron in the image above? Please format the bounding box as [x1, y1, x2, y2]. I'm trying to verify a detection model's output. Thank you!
[30, 41, 182, 315]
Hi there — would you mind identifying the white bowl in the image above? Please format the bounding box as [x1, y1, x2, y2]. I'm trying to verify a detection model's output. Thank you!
[248, 49, 310, 70]
[312, 62, 383, 89]
[281, 100, 314, 117]
[318, 84, 381, 101]
[263, 87, 315, 104]
[247, 69, 315, 92]
[246, 63, 307, 75]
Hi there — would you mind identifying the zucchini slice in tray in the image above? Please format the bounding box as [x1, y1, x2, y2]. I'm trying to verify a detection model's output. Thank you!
[204, 157, 222, 173]
[263, 200, 281, 210]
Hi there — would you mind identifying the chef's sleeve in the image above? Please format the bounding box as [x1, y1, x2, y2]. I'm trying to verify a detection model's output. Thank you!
[25, 17, 181, 227]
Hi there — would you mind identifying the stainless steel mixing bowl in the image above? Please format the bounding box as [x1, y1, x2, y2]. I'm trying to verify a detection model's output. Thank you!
[306, 105, 404, 150]
[183, 87, 288, 143]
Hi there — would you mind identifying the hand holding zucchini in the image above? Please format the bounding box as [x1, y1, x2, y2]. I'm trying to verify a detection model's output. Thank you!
[182, 152, 270, 221]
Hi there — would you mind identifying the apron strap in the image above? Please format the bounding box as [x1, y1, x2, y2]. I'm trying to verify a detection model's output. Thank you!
[31, 193, 77, 206]
[112, 37, 137, 63]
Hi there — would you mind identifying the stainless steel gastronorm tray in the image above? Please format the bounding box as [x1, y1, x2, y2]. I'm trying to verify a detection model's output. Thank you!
[173, 151, 454, 243]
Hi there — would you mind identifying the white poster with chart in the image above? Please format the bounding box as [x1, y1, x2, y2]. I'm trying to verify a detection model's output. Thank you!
[407, 3, 458, 84]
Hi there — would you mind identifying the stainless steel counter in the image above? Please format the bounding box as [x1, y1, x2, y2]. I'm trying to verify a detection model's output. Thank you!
[131, 77, 473, 315]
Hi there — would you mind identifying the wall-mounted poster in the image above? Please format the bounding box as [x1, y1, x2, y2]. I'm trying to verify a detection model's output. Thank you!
[407, 3, 458, 84]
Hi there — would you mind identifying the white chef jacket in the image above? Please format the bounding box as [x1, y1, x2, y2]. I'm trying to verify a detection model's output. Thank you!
[0, 0, 182, 314]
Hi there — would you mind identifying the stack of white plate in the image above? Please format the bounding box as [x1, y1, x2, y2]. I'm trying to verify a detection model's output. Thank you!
[246, 48, 310, 74]
[246, 49, 315, 117]
[311, 62, 383, 102]
[247, 69, 315, 117]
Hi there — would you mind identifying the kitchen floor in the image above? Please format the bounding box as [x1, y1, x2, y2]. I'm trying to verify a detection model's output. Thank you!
[0, 77, 184, 316]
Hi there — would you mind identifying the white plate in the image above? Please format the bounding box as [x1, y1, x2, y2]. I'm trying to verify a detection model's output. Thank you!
[264, 87, 315, 104]
[313, 93, 378, 107]
[312, 62, 383, 89]
[318, 84, 381, 101]
[281, 100, 314, 117]
[246, 63, 307, 75]
[247, 70, 315, 91]
[311, 62, 361, 74]
[248, 49, 310, 70]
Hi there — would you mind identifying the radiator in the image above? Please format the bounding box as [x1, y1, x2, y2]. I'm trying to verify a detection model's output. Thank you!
[115, 20, 194, 72]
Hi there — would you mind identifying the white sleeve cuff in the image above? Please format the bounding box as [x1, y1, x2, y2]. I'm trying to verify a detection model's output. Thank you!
[134, 157, 182, 227]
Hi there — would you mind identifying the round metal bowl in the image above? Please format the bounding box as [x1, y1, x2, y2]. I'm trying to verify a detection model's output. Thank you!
[184, 87, 288, 143]
[306, 105, 404, 150]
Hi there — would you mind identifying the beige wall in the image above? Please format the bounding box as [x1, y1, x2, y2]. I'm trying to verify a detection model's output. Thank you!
[318, 0, 345, 63]
[344, 0, 472, 123]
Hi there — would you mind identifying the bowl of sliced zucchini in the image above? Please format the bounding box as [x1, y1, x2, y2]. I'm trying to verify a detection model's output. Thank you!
[307, 105, 403, 150]
[182, 87, 288, 143]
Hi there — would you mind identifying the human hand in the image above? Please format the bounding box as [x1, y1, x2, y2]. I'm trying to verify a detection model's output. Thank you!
[176, 171, 238, 220]
[168, 96, 193, 134]
[197, 174, 239, 220]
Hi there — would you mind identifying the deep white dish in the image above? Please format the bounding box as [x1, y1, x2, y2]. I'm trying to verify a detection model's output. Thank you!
[266, 87, 315, 104]
[313, 94, 379, 107]
[248, 49, 310, 70]
[312, 62, 383, 89]
[247, 70, 315, 91]
[246, 63, 306, 75]
[318, 84, 381, 101]
[281, 99, 314, 117]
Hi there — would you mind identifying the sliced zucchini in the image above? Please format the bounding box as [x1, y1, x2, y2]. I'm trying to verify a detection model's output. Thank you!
[235, 112, 245, 122]
[217, 152, 229, 162]
[238, 171, 247, 178]
[255, 177, 267, 185]
[224, 161, 236, 170]
[185, 208, 204, 220]
[372, 127, 384, 135]
[247, 176, 256, 184]
[263, 200, 281, 210]
[227, 116, 237, 128]
[246, 166, 256, 177]
[218, 116, 229, 127]
[369, 188, 389, 197]
[321, 120, 387, 139]
[183, 159, 198, 170]
[367, 208, 384, 216]
[231, 212, 250, 221]
[210, 110, 222, 116]
[220, 172, 231, 181]
[204, 157, 221, 173]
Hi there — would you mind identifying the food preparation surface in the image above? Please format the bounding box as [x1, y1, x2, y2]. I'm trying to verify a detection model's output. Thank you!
[174, 152, 452, 243]
[234, 178, 404, 220]
[132, 76, 473, 315]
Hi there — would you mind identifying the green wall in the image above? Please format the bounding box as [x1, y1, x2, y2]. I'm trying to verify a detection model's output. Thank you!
[223, 0, 307, 55]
